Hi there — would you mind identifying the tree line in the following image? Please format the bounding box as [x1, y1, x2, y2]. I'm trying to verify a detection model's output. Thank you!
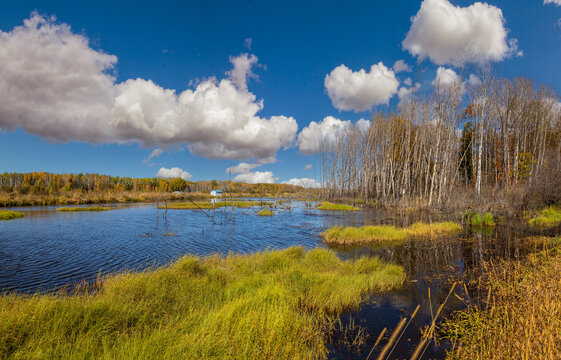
[320, 72, 561, 207]
[0, 172, 302, 196]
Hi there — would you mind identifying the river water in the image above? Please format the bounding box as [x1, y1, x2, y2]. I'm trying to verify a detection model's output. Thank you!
[0, 201, 555, 359]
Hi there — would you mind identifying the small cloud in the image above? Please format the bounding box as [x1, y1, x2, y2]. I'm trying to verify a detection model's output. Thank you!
[233, 171, 277, 184]
[161, 49, 169, 54]
[147, 147, 164, 160]
[393, 59, 412, 73]
[304, 164, 312, 170]
[244, 38, 252, 50]
[325, 63, 399, 111]
[156, 167, 193, 181]
[544, 0, 561, 6]
[516, 50, 524, 58]
[226, 53, 259, 91]
[282, 178, 321, 188]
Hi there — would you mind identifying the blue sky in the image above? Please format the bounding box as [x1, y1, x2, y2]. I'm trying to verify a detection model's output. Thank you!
[1, 0, 560, 185]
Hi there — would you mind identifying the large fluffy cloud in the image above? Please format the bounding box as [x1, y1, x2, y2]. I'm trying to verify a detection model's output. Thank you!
[402, 0, 518, 66]
[297, 116, 369, 155]
[0, 13, 297, 161]
[233, 171, 277, 184]
[282, 178, 321, 188]
[156, 167, 193, 181]
[324, 63, 399, 112]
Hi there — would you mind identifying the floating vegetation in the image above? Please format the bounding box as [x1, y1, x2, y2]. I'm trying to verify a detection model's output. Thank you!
[464, 211, 496, 227]
[257, 209, 274, 216]
[443, 245, 561, 359]
[56, 206, 112, 212]
[0, 210, 24, 220]
[322, 222, 462, 245]
[0, 247, 404, 359]
[162, 201, 271, 210]
[528, 206, 561, 228]
[316, 201, 359, 211]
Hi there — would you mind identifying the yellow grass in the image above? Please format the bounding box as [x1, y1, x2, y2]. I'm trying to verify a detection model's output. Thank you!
[0, 247, 404, 360]
[316, 201, 360, 211]
[322, 222, 462, 245]
[444, 241, 561, 359]
[0, 210, 24, 220]
[56, 206, 112, 212]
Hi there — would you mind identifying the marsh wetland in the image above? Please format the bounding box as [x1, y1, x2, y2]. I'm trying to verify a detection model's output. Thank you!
[1, 200, 559, 359]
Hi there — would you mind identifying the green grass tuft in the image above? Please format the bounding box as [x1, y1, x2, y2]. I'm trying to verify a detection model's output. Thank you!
[56, 206, 112, 212]
[528, 206, 561, 228]
[322, 222, 462, 245]
[0, 247, 403, 360]
[465, 211, 496, 227]
[316, 201, 359, 211]
[0, 210, 24, 220]
[257, 209, 274, 216]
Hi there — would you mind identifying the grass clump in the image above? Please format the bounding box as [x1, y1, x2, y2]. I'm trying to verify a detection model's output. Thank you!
[528, 206, 561, 228]
[0, 210, 24, 220]
[443, 244, 561, 359]
[0, 247, 403, 360]
[163, 201, 271, 210]
[257, 209, 274, 216]
[316, 201, 359, 211]
[464, 211, 496, 227]
[322, 221, 462, 245]
[56, 206, 111, 212]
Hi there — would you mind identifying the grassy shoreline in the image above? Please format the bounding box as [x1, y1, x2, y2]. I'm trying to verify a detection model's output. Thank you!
[322, 222, 462, 245]
[161, 201, 272, 210]
[0, 247, 404, 360]
[56, 206, 112, 212]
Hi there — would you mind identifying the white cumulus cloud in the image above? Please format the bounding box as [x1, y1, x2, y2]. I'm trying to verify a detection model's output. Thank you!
[282, 178, 322, 188]
[545, 0, 561, 5]
[402, 0, 518, 66]
[156, 167, 193, 181]
[304, 164, 312, 170]
[0, 14, 297, 161]
[297, 116, 369, 155]
[324, 63, 399, 112]
[233, 171, 277, 184]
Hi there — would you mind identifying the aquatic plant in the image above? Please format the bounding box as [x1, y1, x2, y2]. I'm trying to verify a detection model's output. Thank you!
[528, 206, 561, 228]
[0, 210, 24, 220]
[56, 206, 112, 212]
[0, 247, 404, 360]
[257, 209, 274, 216]
[322, 222, 462, 245]
[443, 243, 561, 359]
[316, 201, 359, 211]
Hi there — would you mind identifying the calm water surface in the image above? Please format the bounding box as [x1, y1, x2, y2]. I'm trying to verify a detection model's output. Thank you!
[0, 201, 553, 359]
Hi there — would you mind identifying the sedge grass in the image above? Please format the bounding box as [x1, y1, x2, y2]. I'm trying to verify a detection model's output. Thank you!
[528, 206, 561, 228]
[443, 242, 561, 359]
[0, 247, 404, 360]
[464, 211, 496, 227]
[257, 209, 274, 216]
[322, 222, 462, 245]
[316, 201, 359, 211]
[162, 201, 271, 210]
[0, 210, 24, 220]
[56, 206, 112, 212]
